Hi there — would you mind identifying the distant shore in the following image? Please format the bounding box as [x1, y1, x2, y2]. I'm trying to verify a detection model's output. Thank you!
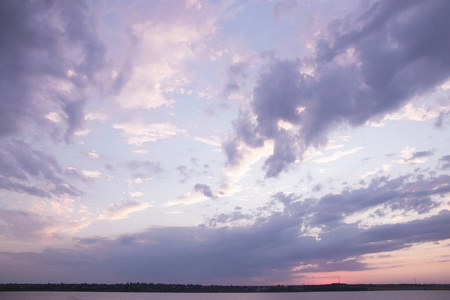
[1, 283, 449, 293]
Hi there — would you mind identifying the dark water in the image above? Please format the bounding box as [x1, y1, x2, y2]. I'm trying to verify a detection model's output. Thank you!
[1, 291, 450, 300]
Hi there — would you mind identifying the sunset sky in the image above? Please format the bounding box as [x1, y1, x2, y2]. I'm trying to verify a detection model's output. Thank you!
[0, 0, 450, 285]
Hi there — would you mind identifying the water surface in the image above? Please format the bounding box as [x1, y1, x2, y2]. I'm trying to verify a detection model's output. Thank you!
[1, 290, 450, 300]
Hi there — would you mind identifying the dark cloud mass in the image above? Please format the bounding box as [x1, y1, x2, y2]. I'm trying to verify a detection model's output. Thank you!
[2, 173, 449, 283]
[227, 0, 450, 177]
[0, 0, 106, 140]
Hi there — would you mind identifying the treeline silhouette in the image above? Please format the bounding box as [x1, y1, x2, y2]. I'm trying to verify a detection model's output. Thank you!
[1, 283, 449, 293]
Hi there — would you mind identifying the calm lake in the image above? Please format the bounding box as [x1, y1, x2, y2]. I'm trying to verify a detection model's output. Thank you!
[1, 291, 450, 300]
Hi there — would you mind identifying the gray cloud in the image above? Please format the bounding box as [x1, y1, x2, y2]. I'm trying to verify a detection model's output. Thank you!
[0, 140, 81, 197]
[399, 149, 436, 164]
[311, 174, 450, 228]
[312, 183, 322, 193]
[434, 111, 449, 128]
[4, 207, 449, 284]
[0, 0, 107, 141]
[222, 139, 243, 167]
[410, 150, 434, 160]
[208, 211, 253, 227]
[194, 183, 216, 199]
[226, 0, 450, 177]
[360, 210, 450, 245]
[3, 172, 448, 284]
[0, 0, 109, 199]
[438, 155, 450, 170]
[222, 63, 249, 98]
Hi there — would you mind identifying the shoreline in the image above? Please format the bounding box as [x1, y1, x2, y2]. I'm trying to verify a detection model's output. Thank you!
[1, 283, 450, 293]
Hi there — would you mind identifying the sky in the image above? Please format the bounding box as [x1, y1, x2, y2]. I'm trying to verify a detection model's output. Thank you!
[0, 0, 450, 285]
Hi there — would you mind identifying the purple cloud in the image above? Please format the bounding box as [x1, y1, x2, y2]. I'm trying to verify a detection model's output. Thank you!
[222, 62, 250, 98]
[434, 111, 450, 128]
[4, 208, 449, 284]
[311, 174, 449, 228]
[438, 155, 450, 170]
[0, 0, 107, 142]
[226, 0, 450, 177]
[2, 172, 449, 284]
[194, 183, 216, 199]
[0, 141, 81, 197]
[0, 0, 110, 200]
